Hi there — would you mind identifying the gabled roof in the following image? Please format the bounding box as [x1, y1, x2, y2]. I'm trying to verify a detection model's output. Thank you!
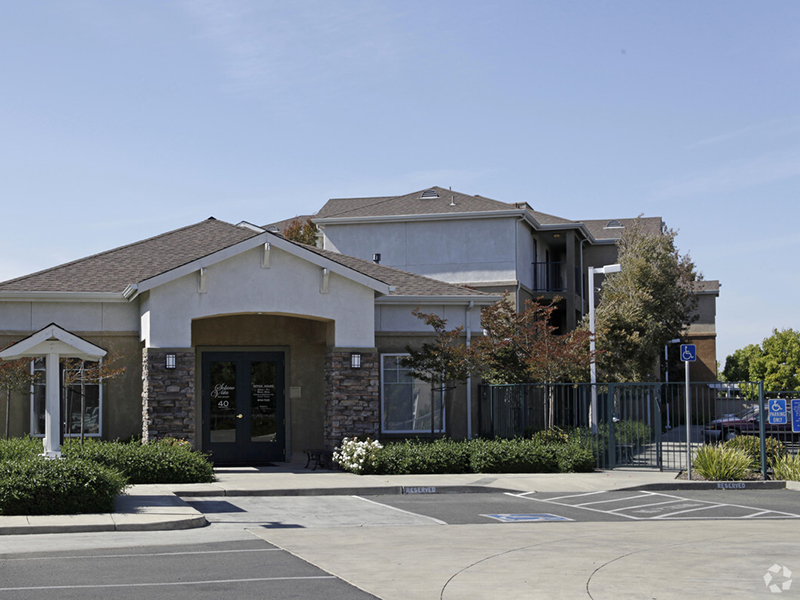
[582, 217, 664, 241]
[0, 323, 106, 360]
[314, 186, 666, 245]
[0, 218, 259, 294]
[316, 186, 512, 219]
[0, 218, 495, 303]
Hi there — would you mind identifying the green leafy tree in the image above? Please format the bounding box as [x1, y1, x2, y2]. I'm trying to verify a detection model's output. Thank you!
[283, 216, 317, 246]
[721, 344, 762, 383]
[590, 219, 699, 382]
[723, 329, 800, 391]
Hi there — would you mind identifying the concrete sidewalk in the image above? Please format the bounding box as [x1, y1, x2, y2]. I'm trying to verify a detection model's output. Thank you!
[0, 465, 793, 535]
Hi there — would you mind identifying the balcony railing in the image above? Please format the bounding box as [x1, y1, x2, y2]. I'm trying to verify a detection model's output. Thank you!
[532, 262, 580, 294]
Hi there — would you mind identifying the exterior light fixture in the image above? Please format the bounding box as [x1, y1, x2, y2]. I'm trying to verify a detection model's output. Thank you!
[165, 353, 177, 370]
[350, 353, 362, 369]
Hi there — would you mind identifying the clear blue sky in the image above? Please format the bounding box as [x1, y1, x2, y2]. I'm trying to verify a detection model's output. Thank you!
[1, 1, 798, 365]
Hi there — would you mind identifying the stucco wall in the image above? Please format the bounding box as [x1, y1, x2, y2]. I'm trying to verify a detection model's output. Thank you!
[322, 218, 518, 284]
[141, 244, 375, 349]
[0, 301, 139, 332]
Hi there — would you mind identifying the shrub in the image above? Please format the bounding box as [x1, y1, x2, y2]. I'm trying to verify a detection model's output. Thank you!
[724, 436, 785, 470]
[555, 440, 596, 473]
[367, 439, 471, 475]
[693, 444, 752, 481]
[0, 436, 42, 461]
[613, 420, 652, 445]
[468, 438, 559, 474]
[0, 457, 127, 515]
[771, 454, 800, 481]
[63, 439, 215, 484]
[334, 437, 383, 475]
[531, 427, 569, 445]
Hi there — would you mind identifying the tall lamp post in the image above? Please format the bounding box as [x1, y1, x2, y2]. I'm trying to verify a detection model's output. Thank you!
[664, 338, 681, 430]
[589, 263, 621, 434]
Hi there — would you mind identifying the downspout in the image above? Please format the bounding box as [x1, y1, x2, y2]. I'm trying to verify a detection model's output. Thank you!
[466, 300, 474, 439]
[579, 238, 588, 319]
[515, 215, 526, 310]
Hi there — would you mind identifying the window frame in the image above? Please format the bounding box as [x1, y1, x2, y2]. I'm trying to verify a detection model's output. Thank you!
[29, 357, 104, 438]
[380, 353, 445, 435]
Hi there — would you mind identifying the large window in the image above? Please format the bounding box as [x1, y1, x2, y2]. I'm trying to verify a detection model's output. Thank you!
[30, 357, 102, 437]
[381, 354, 444, 434]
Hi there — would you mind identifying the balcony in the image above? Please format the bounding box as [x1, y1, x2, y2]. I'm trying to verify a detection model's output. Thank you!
[532, 262, 580, 294]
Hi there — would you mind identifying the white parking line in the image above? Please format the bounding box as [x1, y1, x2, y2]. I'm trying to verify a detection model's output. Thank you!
[0, 576, 337, 592]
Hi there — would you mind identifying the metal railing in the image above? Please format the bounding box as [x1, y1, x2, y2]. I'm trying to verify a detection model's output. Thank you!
[478, 381, 798, 475]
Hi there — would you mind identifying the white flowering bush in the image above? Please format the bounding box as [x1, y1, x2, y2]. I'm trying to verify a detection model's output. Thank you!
[334, 437, 383, 474]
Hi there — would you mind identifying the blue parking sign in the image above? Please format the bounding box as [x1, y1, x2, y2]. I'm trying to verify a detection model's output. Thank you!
[680, 344, 696, 362]
[793, 399, 800, 434]
[769, 399, 787, 425]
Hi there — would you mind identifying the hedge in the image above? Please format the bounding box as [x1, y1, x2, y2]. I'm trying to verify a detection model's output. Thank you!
[62, 439, 216, 484]
[350, 435, 596, 476]
[0, 457, 128, 515]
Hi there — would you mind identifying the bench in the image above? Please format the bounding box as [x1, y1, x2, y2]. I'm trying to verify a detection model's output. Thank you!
[303, 448, 334, 470]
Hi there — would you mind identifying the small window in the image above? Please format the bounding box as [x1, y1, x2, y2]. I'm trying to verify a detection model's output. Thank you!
[381, 354, 444, 434]
[30, 357, 103, 438]
[605, 220, 623, 229]
[420, 189, 440, 199]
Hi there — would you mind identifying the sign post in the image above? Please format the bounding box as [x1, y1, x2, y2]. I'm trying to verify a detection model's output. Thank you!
[681, 344, 696, 480]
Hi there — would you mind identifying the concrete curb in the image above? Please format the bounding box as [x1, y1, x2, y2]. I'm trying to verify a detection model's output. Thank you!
[176, 485, 518, 498]
[620, 480, 788, 492]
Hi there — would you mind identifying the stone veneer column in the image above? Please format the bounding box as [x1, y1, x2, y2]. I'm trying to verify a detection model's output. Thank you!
[142, 349, 196, 446]
[323, 349, 379, 449]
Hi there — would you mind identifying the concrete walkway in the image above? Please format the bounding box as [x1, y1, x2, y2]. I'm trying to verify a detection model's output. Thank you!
[0, 465, 794, 535]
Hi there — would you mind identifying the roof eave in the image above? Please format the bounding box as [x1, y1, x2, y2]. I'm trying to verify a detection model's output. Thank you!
[0, 291, 127, 303]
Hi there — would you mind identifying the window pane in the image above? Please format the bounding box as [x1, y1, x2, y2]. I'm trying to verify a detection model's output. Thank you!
[381, 355, 443, 433]
[209, 361, 237, 443]
[251, 361, 277, 443]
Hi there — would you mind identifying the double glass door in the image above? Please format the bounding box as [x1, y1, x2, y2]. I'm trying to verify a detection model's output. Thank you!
[201, 351, 285, 465]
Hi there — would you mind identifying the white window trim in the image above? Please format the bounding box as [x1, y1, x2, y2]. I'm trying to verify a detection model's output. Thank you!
[380, 353, 445, 435]
[30, 358, 103, 438]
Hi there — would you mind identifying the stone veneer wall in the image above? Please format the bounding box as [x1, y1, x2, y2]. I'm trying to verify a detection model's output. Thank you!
[323, 350, 379, 449]
[142, 349, 196, 446]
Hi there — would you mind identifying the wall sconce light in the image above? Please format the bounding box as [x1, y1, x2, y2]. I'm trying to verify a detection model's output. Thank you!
[350, 353, 362, 369]
[165, 353, 177, 369]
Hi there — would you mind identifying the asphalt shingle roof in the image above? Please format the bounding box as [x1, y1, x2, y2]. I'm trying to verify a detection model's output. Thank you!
[0, 218, 259, 293]
[316, 187, 512, 219]
[0, 218, 491, 299]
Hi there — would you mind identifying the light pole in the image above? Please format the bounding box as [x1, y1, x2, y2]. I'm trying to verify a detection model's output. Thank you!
[589, 263, 621, 434]
[664, 338, 681, 430]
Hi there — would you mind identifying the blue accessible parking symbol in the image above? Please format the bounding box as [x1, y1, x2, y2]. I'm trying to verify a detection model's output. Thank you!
[769, 399, 787, 425]
[793, 399, 800, 434]
[680, 344, 696, 362]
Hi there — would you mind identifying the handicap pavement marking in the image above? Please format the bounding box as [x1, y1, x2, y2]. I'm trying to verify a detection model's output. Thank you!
[482, 513, 573, 523]
[508, 490, 800, 521]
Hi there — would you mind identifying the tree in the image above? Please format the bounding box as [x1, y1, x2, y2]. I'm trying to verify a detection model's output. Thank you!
[723, 329, 800, 391]
[473, 297, 591, 384]
[0, 357, 38, 439]
[590, 219, 699, 382]
[283, 216, 317, 246]
[401, 309, 473, 436]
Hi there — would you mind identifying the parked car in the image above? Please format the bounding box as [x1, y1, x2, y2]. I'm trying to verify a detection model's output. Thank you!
[703, 404, 797, 444]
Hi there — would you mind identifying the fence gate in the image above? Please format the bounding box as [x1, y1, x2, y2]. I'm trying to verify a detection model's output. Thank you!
[478, 381, 792, 472]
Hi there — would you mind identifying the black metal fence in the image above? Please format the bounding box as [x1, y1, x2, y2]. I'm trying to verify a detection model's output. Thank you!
[478, 382, 800, 474]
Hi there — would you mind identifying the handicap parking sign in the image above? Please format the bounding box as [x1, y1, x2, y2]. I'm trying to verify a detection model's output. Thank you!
[769, 399, 787, 425]
[680, 344, 696, 362]
[793, 399, 800, 434]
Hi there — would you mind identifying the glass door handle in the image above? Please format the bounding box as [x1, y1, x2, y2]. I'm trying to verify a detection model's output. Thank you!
[236, 414, 243, 419]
